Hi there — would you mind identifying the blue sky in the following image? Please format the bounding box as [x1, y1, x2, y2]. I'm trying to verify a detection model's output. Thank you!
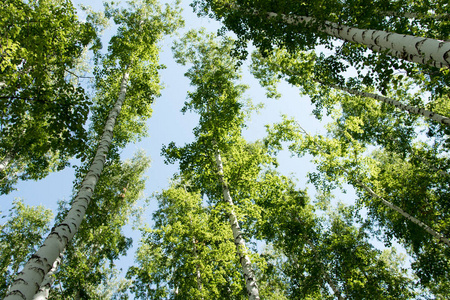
[2, 0, 331, 217]
[1, 0, 366, 289]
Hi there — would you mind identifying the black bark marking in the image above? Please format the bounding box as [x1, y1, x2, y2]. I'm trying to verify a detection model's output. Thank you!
[12, 278, 28, 285]
[384, 33, 392, 42]
[444, 50, 450, 63]
[48, 231, 64, 242]
[374, 35, 380, 46]
[415, 39, 425, 55]
[346, 27, 352, 35]
[30, 266, 46, 277]
[5, 290, 27, 300]
[58, 223, 72, 233]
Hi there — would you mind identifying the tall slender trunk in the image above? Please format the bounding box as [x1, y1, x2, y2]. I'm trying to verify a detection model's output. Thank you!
[278, 60, 450, 125]
[266, 12, 450, 68]
[188, 212, 203, 297]
[296, 124, 450, 247]
[288, 245, 344, 299]
[212, 142, 260, 300]
[31, 252, 63, 300]
[355, 179, 450, 246]
[4, 70, 130, 300]
[318, 80, 450, 126]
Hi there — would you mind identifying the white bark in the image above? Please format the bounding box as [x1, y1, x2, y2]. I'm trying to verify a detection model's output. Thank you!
[189, 213, 203, 297]
[322, 81, 450, 126]
[290, 214, 344, 299]
[31, 252, 63, 300]
[4, 71, 130, 300]
[305, 240, 344, 300]
[356, 179, 450, 247]
[279, 61, 450, 124]
[213, 144, 260, 300]
[296, 125, 450, 247]
[266, 12, 450, 68]
[368, 44, 447, 69]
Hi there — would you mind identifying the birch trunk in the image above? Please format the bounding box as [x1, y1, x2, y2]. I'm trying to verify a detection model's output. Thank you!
[212, 143, 260, 300]
[188, 212, 203, 297]
[296, 125, 450, 247]
[31, 252, 63, 300]
[266, 12, 450, 68]
[305, 239, 344, 300]
[4, 71, 130, 300]
[320, 80, 450, 126]
[368, 44, 447, 69]
[280, 61, 450, 124]
[356, 179, 450, 247]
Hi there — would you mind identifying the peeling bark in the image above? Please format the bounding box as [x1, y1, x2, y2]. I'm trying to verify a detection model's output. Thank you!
[212, 141, 260, 300]
[4, 71, 130, 300]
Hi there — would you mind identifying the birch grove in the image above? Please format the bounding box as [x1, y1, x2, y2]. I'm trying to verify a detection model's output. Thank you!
[3, 0, 450, 297]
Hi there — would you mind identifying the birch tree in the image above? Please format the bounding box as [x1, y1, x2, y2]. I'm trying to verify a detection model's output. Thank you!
[190, 0, 450, 104]
[250, 48, 450, 159]
[164, 29, 282, 300]
[264, 116, 450, 294]
[43, 151, 150, 299]
[192, 0, 449, 65]
[257, 176, 418, 298]
[128, 183, 248, 299]
[0, 0, 100, 194]
[251, 48, 450, 127]
[4, 1, 182, 299]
